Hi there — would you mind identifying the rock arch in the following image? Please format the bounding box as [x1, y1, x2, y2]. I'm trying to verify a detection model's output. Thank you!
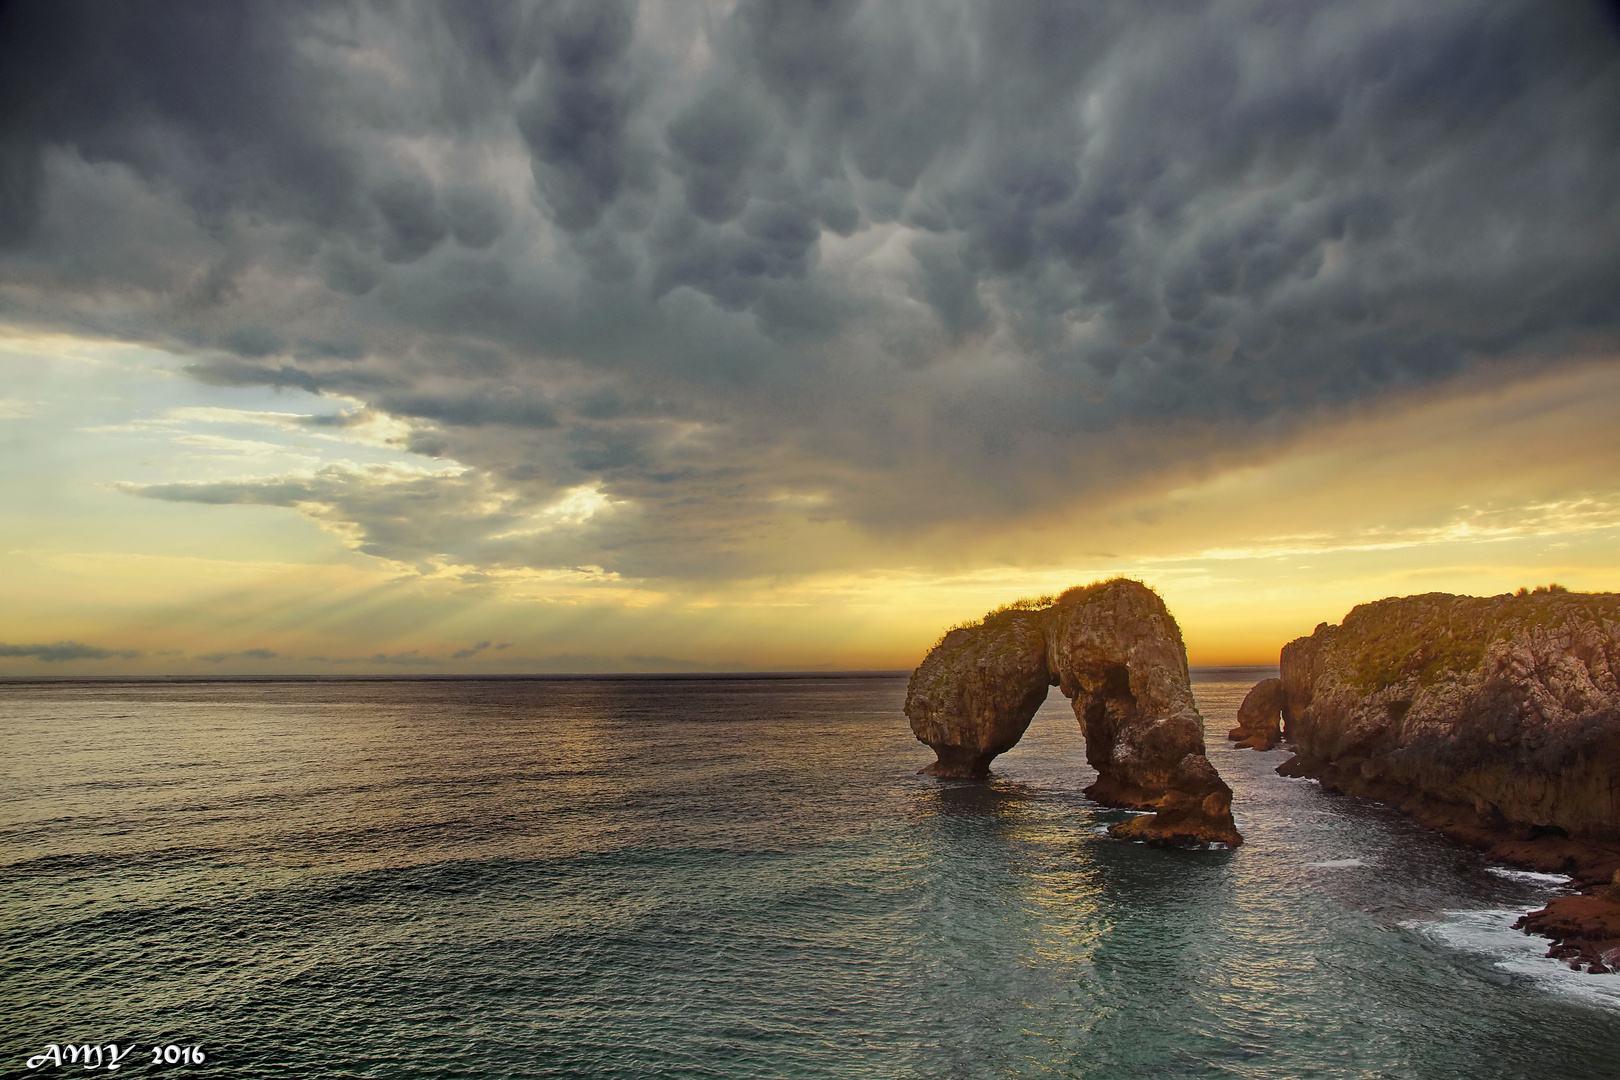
[904, 578, 1242, 847]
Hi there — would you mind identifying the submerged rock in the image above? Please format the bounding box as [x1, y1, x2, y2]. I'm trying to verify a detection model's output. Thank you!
[1276, 589, 1620, 884]
[1228, 677, 1285, 751]
[905, 578, 1241, 847]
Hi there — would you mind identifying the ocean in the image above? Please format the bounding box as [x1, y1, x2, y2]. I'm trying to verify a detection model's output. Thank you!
[3, 671, 1617, 1078]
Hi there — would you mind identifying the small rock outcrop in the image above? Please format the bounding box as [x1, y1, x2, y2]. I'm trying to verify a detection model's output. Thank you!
[1515, 873, 1620, 974]
[905, 578, 1242, 847]
[1228, 677, 1285, 751]
[1276, 589, 1620, 884]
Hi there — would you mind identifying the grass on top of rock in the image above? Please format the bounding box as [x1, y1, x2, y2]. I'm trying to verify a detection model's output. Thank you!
[1500, 592, 1620, 639]
[925, 578, 1158, 652]
[929, 596, 1053, 653]
[1340, 588, 1620, 694]
[1346, 629, 1487, 694]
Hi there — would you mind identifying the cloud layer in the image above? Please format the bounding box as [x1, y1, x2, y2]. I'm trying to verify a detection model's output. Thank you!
[4, 0, 1619, 583]
[0, 641, 143, 662]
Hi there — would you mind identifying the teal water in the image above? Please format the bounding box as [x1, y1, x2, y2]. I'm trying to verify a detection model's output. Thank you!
[2, 672, 1617, 1078]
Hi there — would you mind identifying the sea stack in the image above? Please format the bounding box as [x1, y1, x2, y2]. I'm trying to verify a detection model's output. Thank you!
[1275, 588, 1620, 883]
[905, 578, 1242, 848]
[1227, 677, 1285, 751]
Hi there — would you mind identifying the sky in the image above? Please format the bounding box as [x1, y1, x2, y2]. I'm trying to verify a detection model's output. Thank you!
[2, 0, 1620, 675]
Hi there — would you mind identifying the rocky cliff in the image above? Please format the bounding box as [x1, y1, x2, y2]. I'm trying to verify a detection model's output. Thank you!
[1275, 589, 1620, 883]
[905, 578, 1241, 847]
[1227, 677, 1285, 751]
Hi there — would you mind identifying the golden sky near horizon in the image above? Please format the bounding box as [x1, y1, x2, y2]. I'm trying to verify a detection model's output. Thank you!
[2, 2, 1619, 676]
[3, 328, 1617, 675]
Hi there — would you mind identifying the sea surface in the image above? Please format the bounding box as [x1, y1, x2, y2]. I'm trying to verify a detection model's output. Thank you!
[3, 671, 1618, 1078]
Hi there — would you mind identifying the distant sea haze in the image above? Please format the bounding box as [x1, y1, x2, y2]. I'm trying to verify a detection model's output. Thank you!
[0, 669, 916, 684]
[3, 674, 1616, 1077]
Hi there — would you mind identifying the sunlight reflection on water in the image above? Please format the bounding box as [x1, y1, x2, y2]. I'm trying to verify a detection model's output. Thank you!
[2, 674, 1617, 1078]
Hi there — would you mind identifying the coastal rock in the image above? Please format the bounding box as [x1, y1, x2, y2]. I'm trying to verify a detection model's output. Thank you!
[1514, 872, 1620, 974]
[905, 578, 1241, 847]
[1228, 677, 1285, 751]
[1276, 589, 1620, 884]
[905, 610, 1053, 780]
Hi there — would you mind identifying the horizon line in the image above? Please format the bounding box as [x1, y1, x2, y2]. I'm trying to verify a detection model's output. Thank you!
[0, 663, 1282, 685]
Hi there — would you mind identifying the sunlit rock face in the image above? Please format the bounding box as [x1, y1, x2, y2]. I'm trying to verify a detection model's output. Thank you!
[1228, 677, 1285, 751]
[1278, 590, 1620, 877]
[905, 610, 1054, 780]
[905, 578, 1241, 847]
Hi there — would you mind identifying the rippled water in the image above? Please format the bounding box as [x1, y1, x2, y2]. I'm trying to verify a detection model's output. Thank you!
[3, 672, 1618, 1078]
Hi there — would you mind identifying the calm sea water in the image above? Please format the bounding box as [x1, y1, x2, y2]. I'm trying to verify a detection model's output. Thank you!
[3, 672, 1618, 1078]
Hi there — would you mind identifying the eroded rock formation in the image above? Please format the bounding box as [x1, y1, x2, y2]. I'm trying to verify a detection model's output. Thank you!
[1515, 873, 1620, 974]
[1227, 677, 1284, 751]
[905, 578, 1241, 847]
[1276, 589, 1620, 884]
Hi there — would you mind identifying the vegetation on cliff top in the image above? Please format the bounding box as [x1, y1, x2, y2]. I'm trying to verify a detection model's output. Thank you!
[1346, 628, 1487, 694]
[1332, 586, 1617, 694]
[926, 578, 1159, 651]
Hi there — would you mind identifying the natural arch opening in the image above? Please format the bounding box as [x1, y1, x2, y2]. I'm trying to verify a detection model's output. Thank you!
[903, 578, 1242, 846]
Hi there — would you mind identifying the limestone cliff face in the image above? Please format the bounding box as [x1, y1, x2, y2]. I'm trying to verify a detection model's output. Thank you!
[905, 578, 1241, 847]
[1227, 677, 1284, 751]
[906, 610, 1054, 779]
[1277, 590, 1620, 876]
[1280, 626, 1335, 736]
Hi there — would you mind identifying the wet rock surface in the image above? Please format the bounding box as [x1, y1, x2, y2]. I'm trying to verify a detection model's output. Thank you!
[905, 578, 1241, 847]
[1516, 873, 1620, 974]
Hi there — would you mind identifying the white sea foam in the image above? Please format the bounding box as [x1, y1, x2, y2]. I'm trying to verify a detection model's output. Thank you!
[1416, 909, 1620, 1011]
[1485, 867, 1574, 887]
[1306, 858, 1368, 868]
[1279, 775, 1321, 784]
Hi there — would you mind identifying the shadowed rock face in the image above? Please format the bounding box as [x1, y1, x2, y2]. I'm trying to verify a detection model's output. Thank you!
[1228, 677, 1285, 751]
[1278, 590, 1620, 883]
[904, 578, 1241, 847]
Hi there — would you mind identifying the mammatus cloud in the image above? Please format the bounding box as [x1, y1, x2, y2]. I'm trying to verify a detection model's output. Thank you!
[4, 1, 1619, 584]
[0, 641, 143, 662]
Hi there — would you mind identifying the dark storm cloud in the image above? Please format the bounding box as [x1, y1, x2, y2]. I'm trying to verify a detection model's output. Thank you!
[5, 0, 1620, 578]
[120, 466, 546, 566]
[377, 388, 559, 429]
[0, 2, 362, 243]
[514, 0, 645, 230]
